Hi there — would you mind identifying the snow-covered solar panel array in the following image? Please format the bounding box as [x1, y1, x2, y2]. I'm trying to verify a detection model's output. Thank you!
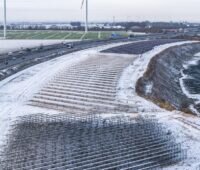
[0, 114, 186, 170]
[29, 54, 137, 114]
[102, 39, 183, 55]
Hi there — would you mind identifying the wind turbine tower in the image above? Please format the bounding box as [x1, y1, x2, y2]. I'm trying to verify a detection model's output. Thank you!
[81, 0, 89, 33]
[3, 0, 7, 39]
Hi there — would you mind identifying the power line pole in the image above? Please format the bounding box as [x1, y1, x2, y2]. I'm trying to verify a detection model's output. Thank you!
[3, 0, 7, 39]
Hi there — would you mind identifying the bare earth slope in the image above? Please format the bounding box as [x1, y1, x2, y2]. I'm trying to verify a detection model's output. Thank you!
[136, 43, 200, 114]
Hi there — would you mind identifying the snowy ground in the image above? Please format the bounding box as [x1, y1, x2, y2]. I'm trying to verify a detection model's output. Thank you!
[0, 40, 200, 169]
[116, 41, 200, 170]
[180, 52, 200, 116]
[0, 40, 78, 54]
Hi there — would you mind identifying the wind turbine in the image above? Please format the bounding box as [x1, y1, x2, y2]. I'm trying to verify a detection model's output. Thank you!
[3, 0, 7, 39]
[81, 0, 88, 33]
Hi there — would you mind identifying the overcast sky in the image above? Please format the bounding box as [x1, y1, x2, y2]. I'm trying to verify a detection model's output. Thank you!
[0, 0, 200, 23]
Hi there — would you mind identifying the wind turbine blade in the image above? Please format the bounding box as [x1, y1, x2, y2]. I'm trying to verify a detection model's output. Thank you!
[81, 0, 85, 9]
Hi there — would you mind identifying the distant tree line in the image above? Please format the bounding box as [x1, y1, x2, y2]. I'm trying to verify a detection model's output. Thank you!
[0, 21, 200, 33]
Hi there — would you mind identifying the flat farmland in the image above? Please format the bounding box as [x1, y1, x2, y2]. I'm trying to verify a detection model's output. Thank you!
[0, 30, 129, 40]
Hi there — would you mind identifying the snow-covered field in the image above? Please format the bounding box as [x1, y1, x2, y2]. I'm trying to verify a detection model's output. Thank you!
[0, 40, 78, 54]
[0, 40, 200, 169]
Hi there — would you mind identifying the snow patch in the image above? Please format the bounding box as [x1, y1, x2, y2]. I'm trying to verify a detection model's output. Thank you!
[183, 53, 200, 69]
[180, 52, 200, 115]
[195, 52, 200, 57]
[145, 81, 153, 94]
